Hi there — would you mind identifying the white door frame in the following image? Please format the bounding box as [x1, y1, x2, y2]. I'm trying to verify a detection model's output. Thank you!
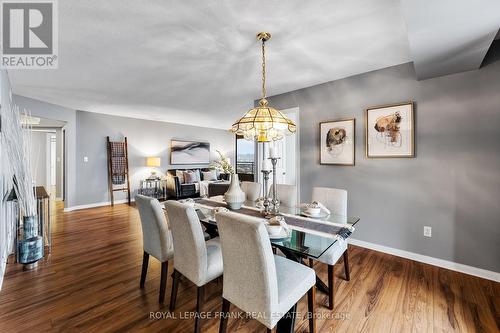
[256, 107, 300, 203]
[284, 107, 300, 203]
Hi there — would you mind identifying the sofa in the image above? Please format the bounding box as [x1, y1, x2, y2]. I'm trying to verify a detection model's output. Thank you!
[166, 168, 222, 199]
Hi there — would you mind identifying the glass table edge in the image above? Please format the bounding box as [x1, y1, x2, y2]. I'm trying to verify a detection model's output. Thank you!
[195, 205, 359, 259]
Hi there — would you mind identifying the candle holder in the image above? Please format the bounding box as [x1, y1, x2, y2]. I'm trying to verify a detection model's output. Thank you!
[260, 169, 272, 215]
[269, 157, 281, 216]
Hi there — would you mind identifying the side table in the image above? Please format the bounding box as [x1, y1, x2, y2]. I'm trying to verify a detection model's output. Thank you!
[138, 178, 167, 200]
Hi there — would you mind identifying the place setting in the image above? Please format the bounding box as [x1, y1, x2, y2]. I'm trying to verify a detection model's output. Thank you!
[299, 201, 331, 219]
[264, 215, 292, 241]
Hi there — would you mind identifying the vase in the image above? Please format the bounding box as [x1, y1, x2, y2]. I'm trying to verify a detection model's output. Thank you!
[224, 174, 246, 210]
[23, 215, 39, 239]
[19, 215, 44, 264]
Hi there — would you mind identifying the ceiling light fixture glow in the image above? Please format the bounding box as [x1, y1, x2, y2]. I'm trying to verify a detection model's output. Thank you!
[230, 32, 296, 142]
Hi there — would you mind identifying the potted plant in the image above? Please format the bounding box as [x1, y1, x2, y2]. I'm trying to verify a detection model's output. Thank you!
[210, 150, 234, 181]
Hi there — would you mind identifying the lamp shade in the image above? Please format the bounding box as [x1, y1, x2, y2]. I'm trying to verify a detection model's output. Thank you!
[231, 98, 296, 142]
[146, 157, 161, 167]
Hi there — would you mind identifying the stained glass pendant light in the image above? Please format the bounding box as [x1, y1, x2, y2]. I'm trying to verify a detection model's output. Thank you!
[231, 32, 296, 142]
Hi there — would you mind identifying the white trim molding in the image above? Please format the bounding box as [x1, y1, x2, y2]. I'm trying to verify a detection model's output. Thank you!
[348, 238, 500, 283]
[63, 198, 134, 212]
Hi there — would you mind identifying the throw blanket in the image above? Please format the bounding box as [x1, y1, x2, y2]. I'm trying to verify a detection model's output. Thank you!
[110, 142, 126, 185]
[199, 181, 210, 197]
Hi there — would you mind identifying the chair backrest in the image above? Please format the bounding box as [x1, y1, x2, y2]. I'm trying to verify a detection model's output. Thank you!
[164, 200, 208, 286]
[135, 195, 172, 261]
[216, 211, 278, 315]
[240, 181, 261, 201]
[312, 187, 347, 216]
[269, 184, 297, 207]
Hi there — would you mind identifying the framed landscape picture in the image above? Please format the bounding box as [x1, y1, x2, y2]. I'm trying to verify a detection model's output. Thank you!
[170, 140, 210, 165]
[319, 118, 355, 165]
[366, 102, 414, 158]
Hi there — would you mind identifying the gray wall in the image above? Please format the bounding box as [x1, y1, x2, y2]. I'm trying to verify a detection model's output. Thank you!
[12, 95, 235, 208]
[75, 111, 234, 206]
[264, 51, 500, 272]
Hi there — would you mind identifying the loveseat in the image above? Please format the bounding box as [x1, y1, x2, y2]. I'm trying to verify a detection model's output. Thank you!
[166, 168, 222, 199]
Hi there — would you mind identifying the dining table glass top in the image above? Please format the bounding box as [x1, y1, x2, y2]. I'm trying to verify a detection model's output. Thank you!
[193, 196, 360, 259]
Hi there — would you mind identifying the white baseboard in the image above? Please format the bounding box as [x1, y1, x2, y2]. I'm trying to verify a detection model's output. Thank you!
[348, 238, 500, 282]
[63, 198, 134, 212]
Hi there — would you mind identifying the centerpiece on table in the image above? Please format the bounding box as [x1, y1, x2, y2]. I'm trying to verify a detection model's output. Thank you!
[210, 150, 245, 209]
[210, 150, 233, 180]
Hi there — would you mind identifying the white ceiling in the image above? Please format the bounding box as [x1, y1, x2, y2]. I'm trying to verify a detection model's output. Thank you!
[9, 0, 499, 129]
[401, 0, 500, 80]
[10, 0, 412, 129]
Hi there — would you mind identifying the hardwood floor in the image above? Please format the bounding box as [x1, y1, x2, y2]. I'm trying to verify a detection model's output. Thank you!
[0, 202, 498, 333]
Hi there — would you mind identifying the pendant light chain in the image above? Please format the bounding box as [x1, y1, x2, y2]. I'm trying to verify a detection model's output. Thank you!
[230, 32, 296, 142]
[261, 39, 266, 99]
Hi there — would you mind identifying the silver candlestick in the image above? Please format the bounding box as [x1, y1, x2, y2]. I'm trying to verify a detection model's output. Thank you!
[269, 157, 281, 216]
[260, 169, 272, 215]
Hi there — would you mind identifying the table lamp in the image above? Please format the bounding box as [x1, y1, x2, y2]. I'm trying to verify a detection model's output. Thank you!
[146, 157, 161, 179]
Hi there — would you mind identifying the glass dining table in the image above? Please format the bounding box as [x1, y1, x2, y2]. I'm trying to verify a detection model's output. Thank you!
[193, 196, 360, 261]
[180, 196, 360, 333]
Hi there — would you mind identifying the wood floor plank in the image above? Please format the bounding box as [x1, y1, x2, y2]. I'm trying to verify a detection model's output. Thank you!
[0, 202, 498, 333]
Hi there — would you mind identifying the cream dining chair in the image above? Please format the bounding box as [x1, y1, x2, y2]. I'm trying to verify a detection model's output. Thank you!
[269, 184, 297, 207]
[216, 211, 316, 333]
[308, 187, 349, 310]
[240, 181, 261, 201]
[165, 200, 223, 333]
[135, 195, 174, 303]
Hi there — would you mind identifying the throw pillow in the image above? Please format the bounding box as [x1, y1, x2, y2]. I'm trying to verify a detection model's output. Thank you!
[184, 170, 199, 184]
[202, 170, 217, 181]
[175, 170, 185, 184]
[193, 169, 201, 182]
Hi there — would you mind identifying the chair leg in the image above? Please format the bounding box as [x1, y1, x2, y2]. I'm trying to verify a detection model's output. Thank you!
[307, 287, 316, 333]
[194, 285, 205, 333]
[328, 264, 335, 310]
[219, 298, 231, 333]
[159, 261, 168, 303]
[169, 269, 180, 311]
[140, 252, 149, 288]
[308, 258, 314, 268]
[343, 251, 350, 281]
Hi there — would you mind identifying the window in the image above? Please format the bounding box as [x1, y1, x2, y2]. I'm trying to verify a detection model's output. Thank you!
[235, 135, 255, 177]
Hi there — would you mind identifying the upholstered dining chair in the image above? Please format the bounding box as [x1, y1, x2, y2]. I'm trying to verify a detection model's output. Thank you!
[240, 181, 261, 201]
[309, 187, 349, 310]
[269, 184, 297, 207]
[135, 195, 174, 303]
[216, 211, 316, 333]
[164, 201, 223, 333]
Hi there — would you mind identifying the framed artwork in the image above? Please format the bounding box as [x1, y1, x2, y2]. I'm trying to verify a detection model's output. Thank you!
[365, 102, 414, 158]
[170, 140, 210, 165]
[319, 118, 355, 165]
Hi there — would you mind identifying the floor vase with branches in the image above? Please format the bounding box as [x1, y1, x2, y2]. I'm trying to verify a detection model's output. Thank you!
[1, 99, 42, 265]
